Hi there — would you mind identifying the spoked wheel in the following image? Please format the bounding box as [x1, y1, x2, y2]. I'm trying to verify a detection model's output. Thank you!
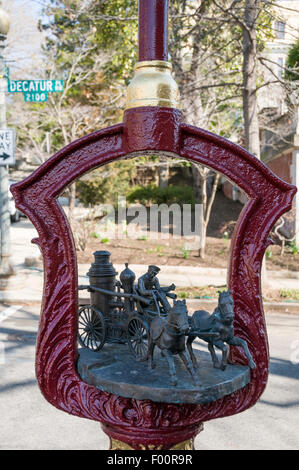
[78, 306, 106, 351]
[127, 316, 149, 361]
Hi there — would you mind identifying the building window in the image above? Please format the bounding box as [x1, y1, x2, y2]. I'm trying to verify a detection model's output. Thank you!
[278, 57, 284, 78]
[274, 21, 286, 39]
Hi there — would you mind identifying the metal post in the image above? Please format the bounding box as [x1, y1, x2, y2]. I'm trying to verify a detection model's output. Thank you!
[0, 5, 12, 277]
[138, 0, 169, 62]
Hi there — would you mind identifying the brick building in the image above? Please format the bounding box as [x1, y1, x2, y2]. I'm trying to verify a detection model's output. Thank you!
[223, 108, 298, 244]
[222, 1, 299, 244]
[261, 108, 299, 243]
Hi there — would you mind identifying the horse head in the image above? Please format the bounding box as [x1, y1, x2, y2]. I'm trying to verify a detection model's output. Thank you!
[168, 299, 190, 334]
[218, 290, 234, 325]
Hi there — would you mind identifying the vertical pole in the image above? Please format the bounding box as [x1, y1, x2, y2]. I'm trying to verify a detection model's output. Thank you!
[138, 0, 169, 62]
[46, 132, 51, 155]
[242, 0, 260, 159]
[0, 21, 12, 276]
[295, 149, 299, 247]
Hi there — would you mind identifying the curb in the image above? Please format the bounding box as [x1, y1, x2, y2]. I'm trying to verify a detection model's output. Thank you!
[1, 293, 298, 314]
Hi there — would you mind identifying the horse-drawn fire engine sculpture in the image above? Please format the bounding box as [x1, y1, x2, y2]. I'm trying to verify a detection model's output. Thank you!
[78, 253, 173, 360]
[78, 252, 200, 386]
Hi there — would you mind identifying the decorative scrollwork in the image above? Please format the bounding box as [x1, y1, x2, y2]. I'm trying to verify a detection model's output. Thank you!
[11, 108, 296, 443]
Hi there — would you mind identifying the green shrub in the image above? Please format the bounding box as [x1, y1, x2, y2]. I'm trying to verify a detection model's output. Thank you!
[76, 160, 137, 206]
[180, 246, 190, 259]
[91, 232, 100, 238]
[178, 291, 188, 299]
[285, 39, 299, 81]
[280, 289, 299, 301]
[127, 184, 196, 207]
[288, 241, 298, 255]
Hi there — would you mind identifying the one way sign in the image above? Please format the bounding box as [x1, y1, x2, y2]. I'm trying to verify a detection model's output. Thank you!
[0, 129, 15, 166]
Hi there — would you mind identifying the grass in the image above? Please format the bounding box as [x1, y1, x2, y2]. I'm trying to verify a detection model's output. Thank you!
[176, 286, 299, 303]
[288, 242, 298, 255]
[280, 288, 299, 301]
[176, 286, 227, 299]
[91, 232, 100, 239]
[180, 246, 190, 259]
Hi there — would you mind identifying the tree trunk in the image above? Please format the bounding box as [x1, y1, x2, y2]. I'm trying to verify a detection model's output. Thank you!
[191, 164, 219, 259]
[191, 163, 202, 205]
[242, 0, 260, 158]
[69, 182, 76, 223]
[199, 222, 207, 259]
[199, 172, 220, 259]
[242, 0, 269, 285]
[158, 163, 169, 188]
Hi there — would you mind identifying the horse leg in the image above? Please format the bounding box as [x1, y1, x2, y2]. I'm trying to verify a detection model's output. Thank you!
[213, 340, 229, 370]
[208, 341, 220, 368]
[164, 349, 177, 386]
[186, 335, 199, 371]
[227, 336, 256, 369]
[179, 351, 200, 386]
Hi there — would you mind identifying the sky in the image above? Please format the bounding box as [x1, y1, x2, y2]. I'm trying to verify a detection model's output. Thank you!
[7, 0, 45, 14]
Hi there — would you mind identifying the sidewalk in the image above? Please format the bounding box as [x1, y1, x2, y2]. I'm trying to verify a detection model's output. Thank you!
[1, 219, 298, 312]
[1, 262, 299, 314]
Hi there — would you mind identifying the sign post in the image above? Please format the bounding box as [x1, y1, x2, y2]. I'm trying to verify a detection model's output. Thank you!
[0, 5, 12, 276]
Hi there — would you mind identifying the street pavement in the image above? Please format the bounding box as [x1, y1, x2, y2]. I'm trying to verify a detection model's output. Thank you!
[0, 219, 298, 449]
[0, 302, 298, 450]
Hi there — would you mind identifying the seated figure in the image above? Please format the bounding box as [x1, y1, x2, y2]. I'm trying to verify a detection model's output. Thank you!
[137, 265, 176, 313]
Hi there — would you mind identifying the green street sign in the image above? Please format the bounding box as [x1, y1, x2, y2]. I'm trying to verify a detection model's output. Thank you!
[8, 79, 64, 93]
[24, 92, 48, 103]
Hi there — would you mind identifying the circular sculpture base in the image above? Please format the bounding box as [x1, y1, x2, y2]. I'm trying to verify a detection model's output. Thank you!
[77, 344, 250, 405]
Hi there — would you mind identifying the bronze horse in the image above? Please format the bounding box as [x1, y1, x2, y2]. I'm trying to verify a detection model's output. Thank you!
[187, 290, 256, 371]
[147, 299, 200, 386]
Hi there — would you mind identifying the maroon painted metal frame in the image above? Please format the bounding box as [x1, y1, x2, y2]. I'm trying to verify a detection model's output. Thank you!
[11, 107, 296, 449]
[138, 0, 169, 61]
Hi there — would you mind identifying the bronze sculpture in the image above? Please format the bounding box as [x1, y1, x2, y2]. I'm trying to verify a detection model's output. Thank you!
[79, 255, 255, 388]
[78, 254, 178, 363]
[147, 299, 200, 386]
[137, 265, 176, 314]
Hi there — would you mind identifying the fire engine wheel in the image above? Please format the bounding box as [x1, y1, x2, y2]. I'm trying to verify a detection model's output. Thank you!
[127, 316, 149, 361]
[78, 306, 106, 351]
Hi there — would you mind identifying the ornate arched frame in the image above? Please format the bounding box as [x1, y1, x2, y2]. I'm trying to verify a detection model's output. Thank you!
[11, 107, 296, 448]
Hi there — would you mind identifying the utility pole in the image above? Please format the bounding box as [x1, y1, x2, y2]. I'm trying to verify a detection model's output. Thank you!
[0, 3, 12, 277]
[242, 0, 260, 159]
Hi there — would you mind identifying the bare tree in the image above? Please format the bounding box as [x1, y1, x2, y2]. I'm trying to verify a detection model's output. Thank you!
[168, 0, 241, 258]
[8, 11, 125, 217]
[242, 0, 260, 157]
[5, 0, 45, 76]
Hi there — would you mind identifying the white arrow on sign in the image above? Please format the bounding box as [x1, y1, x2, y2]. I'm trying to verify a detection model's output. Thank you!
[0, 129, 15, 166]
